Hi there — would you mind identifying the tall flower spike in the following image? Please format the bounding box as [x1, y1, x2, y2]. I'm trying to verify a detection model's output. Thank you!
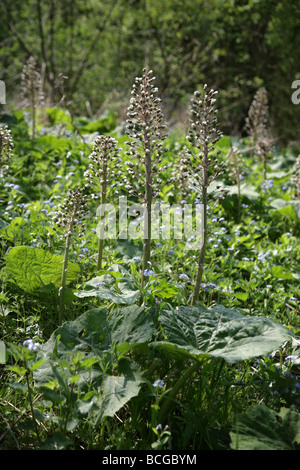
[186, 85, 226, 305]
[21, 56, 44, 139]
[170, 149, 191, 201]
[53, 187, 88, 237]
[125, 68, 168, 286]
[245, 87, 271, 180]
[84, 135, 122, 270]
[245, 87, 268, 146]
[0, 126, 13, 174]
[53, 187, 88, 324]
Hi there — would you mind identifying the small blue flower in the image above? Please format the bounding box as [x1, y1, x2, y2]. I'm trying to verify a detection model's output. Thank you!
[153, 379, 165, 388]
[144, 269, 154, 277]
[167, 250, 175, 255]
[23, 339, 42, 351]
[44, 200, 54, 207]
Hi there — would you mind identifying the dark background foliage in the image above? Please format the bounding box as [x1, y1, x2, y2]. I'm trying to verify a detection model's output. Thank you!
[0, 0, 299, 144]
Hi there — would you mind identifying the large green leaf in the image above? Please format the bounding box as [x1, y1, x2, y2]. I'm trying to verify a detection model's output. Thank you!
[34, 305, 152, 423]
[34, 304, 155, 382]
[151, 305, 294, 363]
[6, 246, 80, 293]
[92, 364, 144, 425]
[230, 405, 300, 450]
[75, 265, 140, 304]
[270, 198, 300, 221]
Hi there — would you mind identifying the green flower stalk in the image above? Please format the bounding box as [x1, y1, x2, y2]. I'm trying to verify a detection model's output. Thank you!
[84, 135, 121, 270]
[170, 149, 191, 202]
[0, 126, 13, 174]
[245, 87, 270, 181]
[53, 187, 88, 324]
[20, 56, 44, 139]
[126, 68, 168, 287]
[186, 86, 226, 305]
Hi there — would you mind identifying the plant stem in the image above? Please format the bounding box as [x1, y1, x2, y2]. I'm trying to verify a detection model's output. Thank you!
[59, 232, 71, 324]
[25, 370, 41, 447]
[158, 361, 199, 425]
[142, 146, 152, 287]
[97, 171, 107, 271]
[191, 143, 208, 305]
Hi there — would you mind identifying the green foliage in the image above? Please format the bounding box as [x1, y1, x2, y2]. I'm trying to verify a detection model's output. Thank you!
[151, 304, 294, 364]
[230, 405, 300, 450]
[5, 246, 80, 292]
[1, 57, 300, 449]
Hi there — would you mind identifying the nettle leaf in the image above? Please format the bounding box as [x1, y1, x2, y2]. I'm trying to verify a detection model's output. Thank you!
[151, 304, 294, 364]
[230, 405, 300, 450]
[6, 246, 80, 293]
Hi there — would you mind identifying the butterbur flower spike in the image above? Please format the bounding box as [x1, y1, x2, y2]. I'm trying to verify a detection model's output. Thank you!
[53, 187, 88, 324]
[53, 187, 88, 237]
[85, 135, 121, 270]
[20, 56, 44, 139]
[0, 126, 13, 173]
[125, 68, 168, 286]
[186, 85, 225, 305]
[245, 87, 271, 180]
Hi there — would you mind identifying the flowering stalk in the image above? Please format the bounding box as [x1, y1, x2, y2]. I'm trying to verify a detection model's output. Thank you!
[170, 149, 190, 202]
[84, 135, 121, 270]
[245, 87, 270, 181]
[186, 86, 225, 305]
[0, 126, 13, 175]
[126, 69, 167, 287]
[53, 187, 88, 323]
[20, 56, 44, 139]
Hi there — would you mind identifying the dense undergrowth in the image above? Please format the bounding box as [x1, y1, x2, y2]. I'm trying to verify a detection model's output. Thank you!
[0, 77, 300, 450]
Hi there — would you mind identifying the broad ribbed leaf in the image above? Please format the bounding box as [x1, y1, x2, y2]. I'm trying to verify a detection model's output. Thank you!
[92, 367, 144, 425]
[34, 306, 151, 423]
[151, 304, 293, 363]
[230, 405, 300, 450]
[75, 265, 140, 304]
[34, 305, 154, 383]
[6, 246, 80, 293]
